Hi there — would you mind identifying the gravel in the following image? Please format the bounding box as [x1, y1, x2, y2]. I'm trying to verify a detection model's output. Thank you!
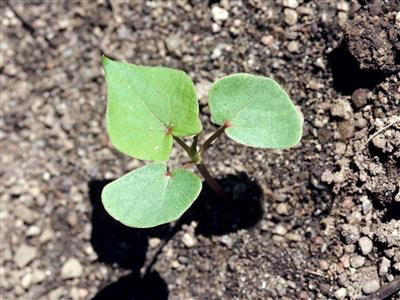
[362, 279, 381, 295]
[358, 236, 373, 256]
[61, 258, 83, 279]
[14, 244, 37, 268]
[1, 1, 399, 299]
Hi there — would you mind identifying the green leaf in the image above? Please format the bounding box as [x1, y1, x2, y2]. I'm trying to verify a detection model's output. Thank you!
[208, 74, 303, 149]
[102, 56, 202, 161]
[101, 163, 202, 228]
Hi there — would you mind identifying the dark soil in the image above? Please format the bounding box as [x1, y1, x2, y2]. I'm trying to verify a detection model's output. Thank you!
[1, 1, 399, 300]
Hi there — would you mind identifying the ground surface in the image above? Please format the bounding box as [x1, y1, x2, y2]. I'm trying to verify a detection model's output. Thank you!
[1, 0, 399, 299]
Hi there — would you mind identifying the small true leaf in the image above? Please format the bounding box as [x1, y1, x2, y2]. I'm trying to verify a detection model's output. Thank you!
[101, 163, 202, 228]
[208, 74, 303, 149]
[102, 57, 202, 161]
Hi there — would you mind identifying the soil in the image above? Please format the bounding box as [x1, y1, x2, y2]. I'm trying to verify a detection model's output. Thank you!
[1, 1, 399, 300]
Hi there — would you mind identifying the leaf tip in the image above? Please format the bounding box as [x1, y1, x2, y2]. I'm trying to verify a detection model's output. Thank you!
[101, 55, 112, 67]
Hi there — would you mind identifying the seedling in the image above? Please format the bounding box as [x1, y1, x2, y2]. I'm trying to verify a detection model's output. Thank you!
[101, 56, 303, 228]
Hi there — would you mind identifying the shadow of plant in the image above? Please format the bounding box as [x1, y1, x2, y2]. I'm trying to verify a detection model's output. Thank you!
[88, 173, 263, 299]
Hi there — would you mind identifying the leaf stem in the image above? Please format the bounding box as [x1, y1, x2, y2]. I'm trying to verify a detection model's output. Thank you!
[173, 136, 191, 154]
[198, 125, 227, 155]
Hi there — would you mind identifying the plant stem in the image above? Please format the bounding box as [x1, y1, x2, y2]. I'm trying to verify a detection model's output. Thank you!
[198, 125, 226, 155]
[173, 135, 228, 198]
[196, 162, 228, 199]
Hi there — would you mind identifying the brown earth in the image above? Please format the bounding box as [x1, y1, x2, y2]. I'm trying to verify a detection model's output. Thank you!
[1, 1, 399, 300]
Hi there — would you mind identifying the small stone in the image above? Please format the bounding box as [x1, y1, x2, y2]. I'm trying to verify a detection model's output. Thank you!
[48, 287, 64, 300]
[14, 204, 37, 224]
[334, 287, 347, 299]
[340, 254, 350, 268]
[211, 47, 222, 60]
[287, 41, 299, 53]
[219, 235, 233, 248]
[331, 99, 353, 120]
[21, 273, 32, 289]
[360, 196, 372, 215]
[319, 260, 329, 270]
[165, 34, 182, 56]
[171, 260, 181, 269]
[67, 211, 78, 227]
[148, 238, 161, 249]
[350, 255, 365, 268]
[61, 258, 83, 279]
[337, 1, 349, 11]
[358, 237, 373, 255]
[261, 35, 274, 46]
[212, 6, 229, 22]
[282, 0, 298, 9]
[39, 229, 54, 243]
[26, 225, 41, 237]
[195, 79, 212, 105]
[31, 270, 46, 285]
[284, 9, 298, 26]
[351, 89, 368, 108]
[314, 57, 325, 69]
[341, 224, 360, 244]
[276, 203, 289, 215]
[362, 279, 380, 294]
[14, 244, 37, 268]
[181, 233, 197, 248]
[308, 79, 320, 90]
[273, 224, 288, 236]
[379, 257, 391, 276]
[396, 12, 400, 26]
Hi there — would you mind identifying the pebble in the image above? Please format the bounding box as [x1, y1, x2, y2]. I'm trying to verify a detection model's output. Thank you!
[48, 287, 64, 300]
[379, 257, 391, 275]
[181, 233, 197, 248]
[61, 258, 83, 279]
[212, 6, 229, 22]
[351, 89, 368, 108]
[195, 79, 212, 105]
[14, 204, 37, 224]
[334, 287, 347, 299]
[261, 35, 274, 46]
[276, 203, 289, 215]
[341, 224, 360, 244]
[287, 41, 299, 53]
[14, 244, 37, 268]
[331, 99, 353, 120]
[31, 269, 46, 285]
[26, 225, 41, 237]
[360, 196, 373, 215]
[362, 279, 380, 294]
[358, 237, 373, 255]
[67, 211, 78, 227]
[39, 228, 54, 243]
[282, 0, 298, 9]
[273, 224, 288, 236]
[211, 47, 222, 60]
[219, 235, 233, 248]
[148, 237, 161, 249]
[319, 260, 329, 270]
[284, 9, 298, 26]
[350, 255, 365, 268]
[21, 273, 32, 289]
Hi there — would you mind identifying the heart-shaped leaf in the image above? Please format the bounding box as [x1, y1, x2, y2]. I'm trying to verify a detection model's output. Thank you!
[101, 163, 202, 228]
[208, 74, 302, 149]
[102, 57, 202, 161]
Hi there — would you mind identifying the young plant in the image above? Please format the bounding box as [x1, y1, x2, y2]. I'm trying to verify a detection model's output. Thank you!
[101, 56, 303, 228]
